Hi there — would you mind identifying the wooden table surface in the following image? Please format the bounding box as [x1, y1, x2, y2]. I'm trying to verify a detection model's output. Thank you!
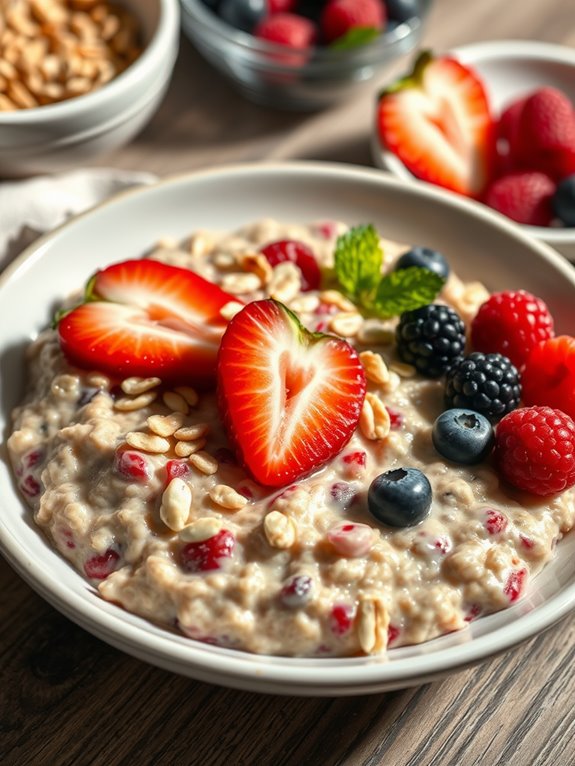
[2, 1, 575, 764]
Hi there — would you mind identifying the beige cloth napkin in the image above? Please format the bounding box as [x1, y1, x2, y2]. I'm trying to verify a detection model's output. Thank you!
[0, 168, 156, 272]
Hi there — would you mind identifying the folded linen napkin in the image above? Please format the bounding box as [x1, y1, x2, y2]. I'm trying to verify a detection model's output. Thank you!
[0, 168, 157, 272]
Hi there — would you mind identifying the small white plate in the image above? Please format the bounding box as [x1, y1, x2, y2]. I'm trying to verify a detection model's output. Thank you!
[1, 163, 575, 696]
[373, 40, 575, 261]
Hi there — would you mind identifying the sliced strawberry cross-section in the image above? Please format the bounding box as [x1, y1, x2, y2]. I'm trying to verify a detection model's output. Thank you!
[377, 51, 495, 198]
[217, 299, 366, 487]
[58, 259, 239, 386]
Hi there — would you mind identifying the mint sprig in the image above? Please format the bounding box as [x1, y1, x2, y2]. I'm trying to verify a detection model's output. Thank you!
[334, 224, 445, 319]
[330, 27, 380, 51]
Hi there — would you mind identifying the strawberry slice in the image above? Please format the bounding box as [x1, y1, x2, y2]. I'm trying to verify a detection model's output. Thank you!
[377, 51, 495, 198]
[217, 299, 366, 487]
[58, 259, 238, 386]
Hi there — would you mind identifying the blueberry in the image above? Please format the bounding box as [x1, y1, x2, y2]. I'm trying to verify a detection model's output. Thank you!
[432, 408, 494, 465]
[385, 0, 421, 23]
[552, 174, 575, 227]
[368, 467, 432, 527]
[218, 0, 266, 32]
[394, 246, 450, 281]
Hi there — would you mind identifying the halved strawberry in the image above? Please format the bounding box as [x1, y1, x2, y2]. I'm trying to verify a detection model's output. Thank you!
[217, 299, 366, 487]
[377, 51, 495, 198]
[58, 259, 238, 386]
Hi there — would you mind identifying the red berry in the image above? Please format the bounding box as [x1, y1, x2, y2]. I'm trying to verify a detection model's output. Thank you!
[115, 449, 150, 481]
[84, 549, 120, 579]
[496, 97, 527, 174]
[268, 0, 297, 11]
[484, 171, 555, 226]
[321, 0, 386, 44]
[522, 336, 575, 420]
[329, 481, 358, 508]
[471, 289, 554, 368]
[503, 568, 527, 602]
[180, 529, 235, 573]
[484, 508, 508, 535]
[387, 624, 401, 645]
[494, 406, 575, 496]
[166, 459, 191, 484]
[341, 449, 367, 478]
[330, 603, 354, 636]
[254, 13, 316, 49]
[260, 239, 321, 291]
[386, 406, 404, 429]
[515, 87, 575, 180]
[20, 474, 41, 498]
[280, 575, 313, 607]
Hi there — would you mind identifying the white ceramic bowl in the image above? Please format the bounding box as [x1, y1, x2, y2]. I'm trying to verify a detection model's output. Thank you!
[0, 0, 180, 177]
[1, 163, 575, 696]
[373, 40, 575, 261]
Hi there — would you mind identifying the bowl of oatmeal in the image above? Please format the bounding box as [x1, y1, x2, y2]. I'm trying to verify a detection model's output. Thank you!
[1, 163, 574, 696]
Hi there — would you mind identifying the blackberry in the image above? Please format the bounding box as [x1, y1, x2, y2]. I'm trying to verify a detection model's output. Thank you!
[444, 352, 521, 422]
[396, 304, 466, 378]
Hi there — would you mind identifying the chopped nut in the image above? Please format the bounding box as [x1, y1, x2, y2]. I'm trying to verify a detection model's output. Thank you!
[125, 431, 170, 454]
[160, 478, 192, 532]
[213, 252, 236, 270]
[162, 391, 189, 415]
[147, 413, 185, 438]
[360, 351, 390, 385]
[319, 290, 356, 312]
[180, 517, 223, 543]
[289, 294, 320, 314]
[189, 450, 219, 475]
[238, 252, 273, 285]
[173, 386, 199, 407]
[329, 311, 363, 338]
[389, 361, 416, 378]
[264, 511, 296, 549]
[268, 262, 301, 303]
[121, 376, 162, 395]
[114, 390, 158, 411]
[357, 596, 389, 654]
[209, 484, 248, 511]
[174, 438, 206, 457]
[359, 393, 391, 441]
[174, 423, 209, 441]
[220, 272, 262, 295]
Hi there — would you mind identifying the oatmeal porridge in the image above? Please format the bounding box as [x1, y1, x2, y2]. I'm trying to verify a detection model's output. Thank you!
[8, 219, 575, 657]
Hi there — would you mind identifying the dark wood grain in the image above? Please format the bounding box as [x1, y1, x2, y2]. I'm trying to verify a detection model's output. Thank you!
[2, 1, 575, 764]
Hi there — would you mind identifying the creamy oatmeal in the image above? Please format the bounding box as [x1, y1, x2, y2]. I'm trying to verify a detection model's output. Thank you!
[8, 219, 575, 657]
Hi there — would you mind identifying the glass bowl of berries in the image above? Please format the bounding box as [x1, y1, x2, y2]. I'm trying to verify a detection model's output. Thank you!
[180, 0, 432, 110]
[372, 40, 575, 262]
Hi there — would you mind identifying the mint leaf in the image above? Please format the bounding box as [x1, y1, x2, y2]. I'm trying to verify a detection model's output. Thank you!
[330, 27, 380, 51]
[372, 267, 445, 319]
[334, 224, 382, 301]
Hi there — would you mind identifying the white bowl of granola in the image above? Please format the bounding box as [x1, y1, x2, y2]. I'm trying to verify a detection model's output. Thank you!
[1, 163, 574, 696]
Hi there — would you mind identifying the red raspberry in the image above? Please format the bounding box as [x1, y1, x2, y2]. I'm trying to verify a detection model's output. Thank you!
[254, 13, 316, 49]
[471, 290, 554, 368]
[494, 406, 575, 496]
[260, 239, 321, 291]
[522, 336, 575, 420]
[180, 529, 235, 573]
[321, 0, 386, 44]
[515, 87, 575, 180]
[484, 172, 555, 226]
[496, 97, 527, 174]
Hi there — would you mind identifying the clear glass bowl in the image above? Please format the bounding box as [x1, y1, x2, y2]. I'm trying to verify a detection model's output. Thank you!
[180, 0, 432, 110]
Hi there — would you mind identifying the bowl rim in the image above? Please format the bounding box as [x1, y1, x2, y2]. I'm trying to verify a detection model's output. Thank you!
[180, 0, 430, 67]
[0, 0, 180, 124]
[374, 39, 575, 244]
[2, 160, 575, 695]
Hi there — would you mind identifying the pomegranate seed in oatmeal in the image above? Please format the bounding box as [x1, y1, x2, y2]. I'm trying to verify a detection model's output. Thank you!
[180, 529, 235, 573]
[484, 509, 508, 535]
[166, 459, 191, 483]
[84, 549, 120, 580]
[504, 568, 527, 602]
[330, 603, 355, 636]
[280, 575, 313, 607]
[115, 450, 150, 482]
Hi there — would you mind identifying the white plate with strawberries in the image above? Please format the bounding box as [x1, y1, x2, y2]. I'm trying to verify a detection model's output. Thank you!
[373, 40, 575, 261]
[1, 163, 575, 696]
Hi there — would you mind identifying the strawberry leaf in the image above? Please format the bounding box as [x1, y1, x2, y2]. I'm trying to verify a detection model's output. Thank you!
[334, 224, 382, 300]
[330, 27, 380, 51]
[372, 266, 445, 319]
